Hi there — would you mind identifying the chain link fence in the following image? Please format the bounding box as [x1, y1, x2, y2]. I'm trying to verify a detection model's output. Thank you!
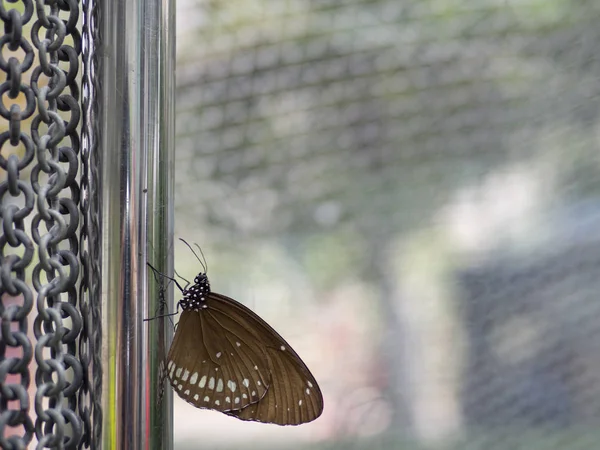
[174, 0, 600, 448]
[0, 1, 102, 448]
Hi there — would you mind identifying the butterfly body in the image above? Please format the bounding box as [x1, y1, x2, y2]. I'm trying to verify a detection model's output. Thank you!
[179, 273, 211, 310]
[164, 268, 324, 425]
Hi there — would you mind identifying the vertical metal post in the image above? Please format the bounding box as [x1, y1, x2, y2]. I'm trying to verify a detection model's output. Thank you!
[100, 0, 175, 448]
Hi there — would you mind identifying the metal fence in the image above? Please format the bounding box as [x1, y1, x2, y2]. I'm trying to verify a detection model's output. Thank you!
[173, 0, 600, 449]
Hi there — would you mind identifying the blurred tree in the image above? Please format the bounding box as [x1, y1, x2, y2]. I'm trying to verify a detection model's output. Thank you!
[175, 0, 600, 436]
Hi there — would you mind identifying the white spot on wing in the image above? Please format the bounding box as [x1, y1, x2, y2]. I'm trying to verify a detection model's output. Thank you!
[215, 400, 220, 406]
[299, 400, 303, 406]
[227, 380, 237, 392]
[182, 370, 190, 381]
[184, 390, 190, 395]
[190, 372, 198, 384]
[280, 345, 285, 351]
[194, 394, 199, 401]
[307, 381, 313, 388]
[242, 393, 248, 399]
[216, 352, 222, 358]
[217, 379, 224, 392]
[235, 397, 240, 404]
[177, 384, 183, 390]
[236, 342, 241, 347]
[176, 367, 182, 378]
[257, 381, 261, 386]
[204, 396, 209, 402]
[306, 388, 310, 395]
[251, 391, 256, 397]
[226, 396, 230, 403]
[208, 377, 215, 390]
[242, 379, 249, 388]
[199, 375, 207, 388]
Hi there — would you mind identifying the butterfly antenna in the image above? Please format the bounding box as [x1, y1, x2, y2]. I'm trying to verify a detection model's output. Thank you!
[179, 238, 207, 273]
[193, 243, 208, 274]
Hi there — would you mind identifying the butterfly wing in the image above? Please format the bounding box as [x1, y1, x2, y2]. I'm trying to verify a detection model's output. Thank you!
[166, 309, 270, 412]
[208, 293, 324, 425]
[226, 347, 324, 425]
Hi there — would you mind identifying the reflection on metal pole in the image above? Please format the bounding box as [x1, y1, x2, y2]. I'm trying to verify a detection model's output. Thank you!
[100, 0, 175, 448]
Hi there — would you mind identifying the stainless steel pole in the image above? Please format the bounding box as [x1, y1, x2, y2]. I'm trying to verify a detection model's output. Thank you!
[99, 0, 175, 448]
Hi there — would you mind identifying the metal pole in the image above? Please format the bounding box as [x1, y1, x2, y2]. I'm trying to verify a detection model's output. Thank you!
[100, 0, 175, 448]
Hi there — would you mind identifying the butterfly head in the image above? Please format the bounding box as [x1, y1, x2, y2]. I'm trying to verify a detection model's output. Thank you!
[180, 272, 211, 311]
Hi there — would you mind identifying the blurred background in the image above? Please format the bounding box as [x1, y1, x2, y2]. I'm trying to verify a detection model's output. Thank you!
[173, 0, 600, 449]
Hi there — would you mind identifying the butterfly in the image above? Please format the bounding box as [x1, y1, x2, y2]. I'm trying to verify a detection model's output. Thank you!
[150, 240, 323, 425]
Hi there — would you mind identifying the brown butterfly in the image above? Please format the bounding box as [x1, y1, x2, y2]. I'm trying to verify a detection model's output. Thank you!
[151, 240, 323, 425]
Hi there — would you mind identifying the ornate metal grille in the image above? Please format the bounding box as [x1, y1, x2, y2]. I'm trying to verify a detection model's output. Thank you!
[0, 1, 100, 448]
